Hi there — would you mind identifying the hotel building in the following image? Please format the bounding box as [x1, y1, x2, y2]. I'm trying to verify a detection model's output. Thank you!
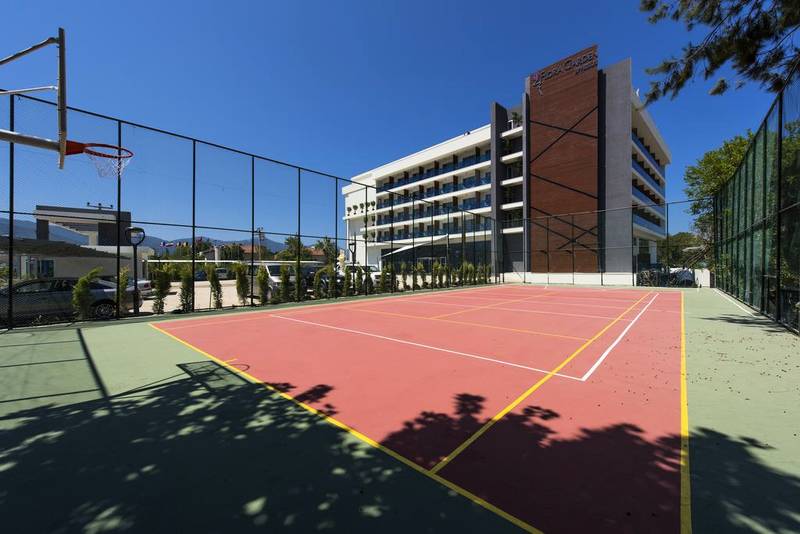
[342, 46, 670, 284]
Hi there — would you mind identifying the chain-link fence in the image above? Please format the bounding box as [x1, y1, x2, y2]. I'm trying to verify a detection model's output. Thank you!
[498, 199, 713, 288]
[0, 93, 500, 328]
[714, 64, 800, 332]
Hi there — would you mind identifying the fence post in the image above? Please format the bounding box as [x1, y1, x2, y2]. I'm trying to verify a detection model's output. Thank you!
[296, 169, 302, 302]
[115, 121, 122, 319]
[7, 96, 14, 329]
[334, 177, 339, 298]
[191, 141, 196, 311]
[250, 156, 255, 306]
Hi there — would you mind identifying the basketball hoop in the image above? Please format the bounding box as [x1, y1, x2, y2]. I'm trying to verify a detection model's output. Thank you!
[66, 141, 133, 178]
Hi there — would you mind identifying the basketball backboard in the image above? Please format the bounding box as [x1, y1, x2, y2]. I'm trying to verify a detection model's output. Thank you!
[0, 28, 68, 167]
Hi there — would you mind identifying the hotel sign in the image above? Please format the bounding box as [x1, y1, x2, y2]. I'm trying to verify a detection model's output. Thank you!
[530, 47, 598, 96]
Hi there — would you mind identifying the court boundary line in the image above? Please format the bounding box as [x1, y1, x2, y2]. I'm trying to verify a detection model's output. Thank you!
[344, 307, 590, 341]
[714, 288, 756, 316]
[147, 322, 543, 533]
[429, 291, 653, 474]
[579, 294, 659, 381]
[430, 291, 556, 320]
[269, 314, 583, 380]
[390, 298, 633, 321]
[680, 292, 693, 533]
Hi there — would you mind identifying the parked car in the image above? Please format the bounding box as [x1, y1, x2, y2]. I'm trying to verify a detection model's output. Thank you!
[99, 275, 154, 298]
[215, 267, 233, 280]
[194, 270, 208, 281]
[343, 264, 381, 284]
[0, 277, 140, 325]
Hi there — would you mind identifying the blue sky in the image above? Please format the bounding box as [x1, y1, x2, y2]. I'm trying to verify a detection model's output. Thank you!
[1, 0, 776, 241]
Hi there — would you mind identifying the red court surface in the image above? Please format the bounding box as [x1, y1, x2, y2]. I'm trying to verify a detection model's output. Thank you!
[153, 285, 686, 533]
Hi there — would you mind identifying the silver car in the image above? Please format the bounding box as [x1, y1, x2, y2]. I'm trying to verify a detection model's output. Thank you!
[0, 278, 139, 324]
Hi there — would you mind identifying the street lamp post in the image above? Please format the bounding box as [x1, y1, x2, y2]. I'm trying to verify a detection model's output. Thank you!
[125, 226, 146, 315]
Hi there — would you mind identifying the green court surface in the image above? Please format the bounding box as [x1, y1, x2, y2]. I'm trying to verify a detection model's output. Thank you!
[0, 288, 797, 533]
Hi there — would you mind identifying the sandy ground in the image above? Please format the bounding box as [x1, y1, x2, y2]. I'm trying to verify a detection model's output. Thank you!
[138, 280, 252, 314]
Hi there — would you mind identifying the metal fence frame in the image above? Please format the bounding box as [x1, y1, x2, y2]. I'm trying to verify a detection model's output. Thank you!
[1, 92, 501, 328]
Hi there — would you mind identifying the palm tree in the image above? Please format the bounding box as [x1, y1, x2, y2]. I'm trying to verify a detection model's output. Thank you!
[313, 237, 337, 265]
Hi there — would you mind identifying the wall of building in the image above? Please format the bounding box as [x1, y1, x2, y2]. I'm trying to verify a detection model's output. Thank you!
[602, 58, 634, 274]
[527, 46, 600, 273]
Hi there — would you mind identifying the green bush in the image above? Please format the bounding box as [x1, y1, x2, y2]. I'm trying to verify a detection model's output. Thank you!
[378, 266, 388, 293]
[256, 266, 270, 305]
[152, 269, 172, 314]
[415, 262, 425, 290]
[431, 261, 440, 289]
[343, 267, 352, 297]
[313, 267, 324, 299]
[280, 265, 291, 302]
[72, 267, 102, 320]
[206, 265, 223, 309]
[294, 263, 303, 302]
[179, 267, 193, 312]
[354, 266, 364, 295]
[400, 262, 409, 291]
[364, 270, 374, 295]
[117, 267, 130, 313]
[232, 263, 248, 305]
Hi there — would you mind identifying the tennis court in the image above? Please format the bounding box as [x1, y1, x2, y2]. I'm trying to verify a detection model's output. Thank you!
[151, 284, 687, 533]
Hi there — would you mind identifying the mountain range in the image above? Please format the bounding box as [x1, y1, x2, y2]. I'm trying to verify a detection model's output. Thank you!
[0, 218, 286, 253]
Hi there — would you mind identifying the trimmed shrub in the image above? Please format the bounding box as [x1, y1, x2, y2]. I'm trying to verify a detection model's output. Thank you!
[256, 266, 270, 305]
[234, 263, 248, 305]
[152, 269, 172, 314]
[179, 267, 193, 312]
[354, 266, 364, 295]
[294, 264, 303, 302]
[206, 265, 223, 309]
[378, 266, 388, 293]
[431, 261, 440, 289]
[400, 262, 409, 291]
[72, 267, 102, 320]
[280, 265, 291, 302]
[364, 270, 374, 295]
[343, 268, 352, 297]
[313, 267, 324, 299]
[415, 262, 425, 290]
[117, 267, 130, 313]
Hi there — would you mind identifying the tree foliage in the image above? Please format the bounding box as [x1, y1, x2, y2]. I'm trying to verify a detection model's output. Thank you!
[313, 238, 337, 265]
[641, 0, 800, 103]
[276, 236, 312, 261]
[684, 131, 752, 238]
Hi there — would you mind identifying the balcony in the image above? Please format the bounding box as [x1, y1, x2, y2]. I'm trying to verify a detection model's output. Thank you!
[375, 174, 491, 210]
[633, 213, 666, 236]
[631, 186, 665, 216]
[631, 133, 665, 176]
[374, 151, 491, 193]
[632, 158, 665, 197]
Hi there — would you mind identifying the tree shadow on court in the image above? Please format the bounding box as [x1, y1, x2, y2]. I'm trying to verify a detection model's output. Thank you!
[381, 394, 800, 533]
[0, 373, 516, 534]
[3, 369, 799, 534]
[699, 313, 791, 333]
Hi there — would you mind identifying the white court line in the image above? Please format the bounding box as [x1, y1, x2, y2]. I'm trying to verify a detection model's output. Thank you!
[714, 288, 756, 316]
[270, 314, 583, 381]
[580, 294, 659, 382]
[391, 298, 628, 321]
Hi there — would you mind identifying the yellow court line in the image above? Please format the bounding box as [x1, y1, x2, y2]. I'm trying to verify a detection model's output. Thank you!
[147, 322, 542, 534]
[429, 291, 653, 474]
[430, 291, 555, 320]
[393, 298, 628, 321]
[680, 292, 693, 534]
[346, 306, 589, 341]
